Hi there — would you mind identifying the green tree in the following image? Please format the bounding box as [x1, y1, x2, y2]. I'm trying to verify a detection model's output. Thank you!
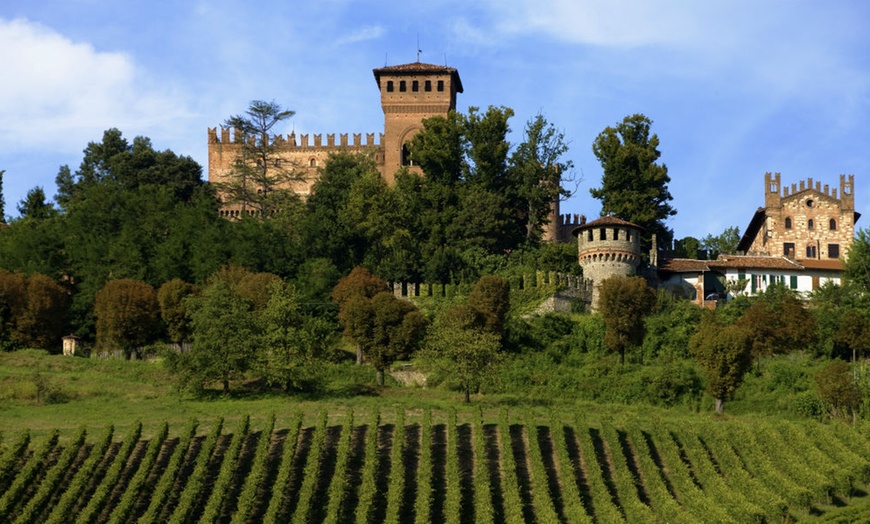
[94, 279, 159, 357]
[420, 303, 502, 402]
[17, 187, 56, 221]
[257, 279, 326, 392]
[815, 360, 862, 421]
[509, 113, 574, 242]
[844, 228, 870, 291]
[180, 280, 258, 394]
[467, 275, 511, 336]
[0, 169, 5, 222]
[366, 292, 428, 386]
[332, 266, 390, 364]
[689, 315, 753, 414]
[157, 279, 199, 346]
[15, 273, 69, 351]
[218, 100, 300, 216]
[735, 284, 817, 367]
[834, 308, 870, 362]
[674, 236, 701, 259]
[701, 226, 740, 259]
[598, 275, 656, 364]
[590, 114, 676, 247]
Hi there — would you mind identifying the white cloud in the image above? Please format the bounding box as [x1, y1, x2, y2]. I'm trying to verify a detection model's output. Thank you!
[335, 25, 385, 46]
[0, 17, 191, 153]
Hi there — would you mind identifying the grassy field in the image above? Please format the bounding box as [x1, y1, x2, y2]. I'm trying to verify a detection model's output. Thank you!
[3, 350, 870, 523]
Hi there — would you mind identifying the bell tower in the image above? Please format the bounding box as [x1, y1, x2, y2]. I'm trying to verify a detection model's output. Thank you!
[372, 62, 463, 183]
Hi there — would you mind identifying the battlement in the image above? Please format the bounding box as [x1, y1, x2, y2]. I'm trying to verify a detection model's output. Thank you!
[556, 213, 586, 228]
[765, 172, 855, 207]
[208, 127, 384, 148]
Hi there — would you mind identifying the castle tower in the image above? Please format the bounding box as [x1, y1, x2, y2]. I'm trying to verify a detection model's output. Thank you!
[373, 62, 463, 184]
[574, 216, 644, 310]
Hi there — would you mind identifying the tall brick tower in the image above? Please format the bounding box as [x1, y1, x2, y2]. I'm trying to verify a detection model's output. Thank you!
[373, 62, 463, 183]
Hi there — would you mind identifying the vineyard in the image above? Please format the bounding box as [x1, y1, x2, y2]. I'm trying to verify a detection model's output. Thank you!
[1, 409, 869, 523]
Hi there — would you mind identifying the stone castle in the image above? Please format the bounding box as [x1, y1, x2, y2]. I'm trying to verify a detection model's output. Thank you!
[207, 61, 576, 241]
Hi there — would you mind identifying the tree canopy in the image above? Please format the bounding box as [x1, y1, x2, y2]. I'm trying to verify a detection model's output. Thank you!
[590, 114, 675, 248]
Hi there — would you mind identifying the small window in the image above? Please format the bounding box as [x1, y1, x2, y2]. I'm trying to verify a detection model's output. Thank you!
[807, 199, 814, 207]
[401, 144, 414, 166]
[437, 80, 444, 91]
[790, 275, 798, 289]
[400, 80, 407, 92]
[425, 80, 432, 91]
[828, 244, 840, 259]
[274, 159, 281, 167]
[412, 80, 419, 92]
[830, 218, 837, 230]
[613, 229, 619, 241]
[808, 219, 814, 230]
[806, 245, 817, 258]
[599, 228, 606, 241]
[784, 242, 795, 257]
[386, 80, 394, 92]
[784, 217, 792, 229]
[309, 158, 317, 167]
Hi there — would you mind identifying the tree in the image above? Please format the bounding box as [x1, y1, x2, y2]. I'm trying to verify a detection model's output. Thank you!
[467, 275, 511, 336]
[0, 169, 5, 223]
[15, 273, 69, 351]
[844, 228, 870, 291]
[157, 279, 199, 345]
[509, 114, 574, 241]
[180, 280, 258, 394]
[815, 360, 862, 421]
[834, 308, 870, 362]
[690, 315, 753, 414]
[94, 279, 159, 357]
[701, 226, 740, 259]
[17, 187, 56, 220]
[332, 266, 390, 364]
[598, 276, 656, 364]
[218, 100, 300, 216]
[257, 279, 326, 392]
[420, 303, 503, 402]
[674, 236, 701, 259]
[735, 284, 817, 367]
[590, 114, 676, 247]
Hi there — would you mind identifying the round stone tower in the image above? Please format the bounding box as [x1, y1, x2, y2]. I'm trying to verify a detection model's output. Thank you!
[573, 216, 644, 310]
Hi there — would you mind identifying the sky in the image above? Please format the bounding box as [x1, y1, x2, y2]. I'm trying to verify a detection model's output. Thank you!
[1, 0, 869, 241]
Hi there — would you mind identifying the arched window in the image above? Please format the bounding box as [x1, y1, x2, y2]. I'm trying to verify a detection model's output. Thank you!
[808, 219, 814, 230]
[309, 157, 317, 168]
[830, 218, 837, 230]
[784, 217, 792, 229]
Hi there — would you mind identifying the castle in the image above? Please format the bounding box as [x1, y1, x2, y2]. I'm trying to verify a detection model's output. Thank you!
[207, 61, 576, 241]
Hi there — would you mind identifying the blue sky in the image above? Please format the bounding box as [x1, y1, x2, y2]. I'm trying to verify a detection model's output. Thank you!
[1, 1, 869, 241]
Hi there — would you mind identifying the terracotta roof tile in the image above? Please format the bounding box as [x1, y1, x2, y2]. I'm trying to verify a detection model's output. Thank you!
[373, 62, 463, 92]
[799, 259, 844, 271]
[658, 258, 711, 272]
[572, 216, 643, 236]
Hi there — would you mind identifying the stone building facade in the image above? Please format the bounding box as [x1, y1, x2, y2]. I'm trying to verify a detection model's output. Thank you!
[737, 172, 858, 261]
[208, 62, 462, 217]
[573, 216, 644, 309]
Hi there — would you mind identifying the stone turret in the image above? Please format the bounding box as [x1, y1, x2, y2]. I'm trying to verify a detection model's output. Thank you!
[573, 216, 643, 310]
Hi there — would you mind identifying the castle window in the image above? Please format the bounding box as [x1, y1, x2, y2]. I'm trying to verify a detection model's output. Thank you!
[830, 218, 837, 230]
[828, 244, 840, 259]
[425, 80, 432, 91]
[808, 219, 814, 230]
[412, 80, 419, 92]
[309, 157, 317, 167]
[806, 245, 817, 258]
[806, 199, 814, 208]
[613, 229, 619, 240]
[274, 159, 281, 167]
[437, 80, 444, 91]
[587, 230, 593, 242]
[401, 143, 414, 166]
[400, 80, 407, 92]
[785, 217, 792, 229]
[599, 228, 606, 241]
[784, 242, 795, 257]
[386, 80, 394, 92]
